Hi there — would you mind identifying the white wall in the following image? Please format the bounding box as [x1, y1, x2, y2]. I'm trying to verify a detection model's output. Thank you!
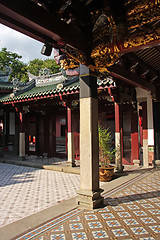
[136, 88, 154, 146]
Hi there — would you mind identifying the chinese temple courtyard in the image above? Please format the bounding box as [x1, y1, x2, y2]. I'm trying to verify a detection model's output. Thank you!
[0, 161, 159, 240]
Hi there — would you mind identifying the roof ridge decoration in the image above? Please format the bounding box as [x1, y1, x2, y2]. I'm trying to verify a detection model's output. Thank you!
[28, 70, 66, 87]
[36, 74, 65, 87]
[57, 83, 63, 90]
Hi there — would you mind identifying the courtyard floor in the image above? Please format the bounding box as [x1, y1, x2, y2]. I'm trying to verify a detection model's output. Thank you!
[0, 161, 159, 240]
[0, 162, 80, 228]
[16, 169, 160, 240]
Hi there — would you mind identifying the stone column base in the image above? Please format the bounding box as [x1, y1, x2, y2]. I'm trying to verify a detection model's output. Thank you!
[67, 160, 76, 167]
[155, 160, 160, 169]
[77, 188, 104, 210]
[19, 156, 26, 161]
[115, 165, 124, 173]
[133, 159, 140, 167]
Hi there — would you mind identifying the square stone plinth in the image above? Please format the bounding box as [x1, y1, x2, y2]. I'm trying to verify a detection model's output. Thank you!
[155, 160, 160, 169]
[133, 159, 140, 167]
[77, 188, 104, 210]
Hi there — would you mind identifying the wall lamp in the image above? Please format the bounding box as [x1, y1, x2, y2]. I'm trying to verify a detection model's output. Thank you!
[41, 43, 52, 56]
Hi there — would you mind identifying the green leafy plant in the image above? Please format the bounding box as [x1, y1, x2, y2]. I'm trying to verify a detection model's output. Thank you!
[98, 124, 115, 167]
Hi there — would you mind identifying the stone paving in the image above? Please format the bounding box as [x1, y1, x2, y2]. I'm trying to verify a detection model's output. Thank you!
[16, 170, 160, 240]
[0, 162, 80, 227]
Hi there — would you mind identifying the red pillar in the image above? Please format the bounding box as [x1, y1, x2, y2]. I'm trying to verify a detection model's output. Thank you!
[142, 102, 149, 167]
[67, 107, 72, 133]
[142, 102, 148, 140]
[115, 103, 120, 133]
[131, 110, 139, 163]
[19, 112, 25, 132]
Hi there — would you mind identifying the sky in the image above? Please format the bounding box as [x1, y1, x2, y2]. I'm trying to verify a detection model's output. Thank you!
[0, 24, 53, 64]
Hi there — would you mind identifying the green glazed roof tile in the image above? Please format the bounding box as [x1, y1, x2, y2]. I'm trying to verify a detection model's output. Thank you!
[0, 81, 79, 102]
[0, 83, 13, 90]
[0, 77, 114, 103]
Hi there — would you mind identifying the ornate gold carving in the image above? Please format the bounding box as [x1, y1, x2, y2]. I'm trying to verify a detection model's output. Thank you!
[59, 0, 160, 73]
[127, 7, 160, 30]
[60, 58, 79, 70]
[126, 0, 160, 16]
[60, 47, 86, 70]
[124, 26, 160, 49]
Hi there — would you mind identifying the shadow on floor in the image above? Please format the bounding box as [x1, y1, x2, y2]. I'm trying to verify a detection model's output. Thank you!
[104, 190, 160, 206]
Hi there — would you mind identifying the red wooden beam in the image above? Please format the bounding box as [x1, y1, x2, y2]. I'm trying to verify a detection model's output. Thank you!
[115, 102, 120, 133]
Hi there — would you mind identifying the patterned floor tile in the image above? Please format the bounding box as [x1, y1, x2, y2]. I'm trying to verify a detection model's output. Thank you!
[140, 217, 156, 224]
[131, 227, 148, 235]
[124, 201, 135, 205]
[84, 210, 94, 214]
[51, 225, 64, 232]
[13, 170, 160, 240]
[136, 200, 147, 203]
[0, 163, 80, 228]
[69, 223, 84, 230]
[92, 230, 108, 239]
[71, 232, 87, 240]
[69, 216, 80, 222]
[117, 211, 131, 218]
[84, 214, 98, 220]
[139, 238, 155, 240]
[149, 225, 160, 233]
[141, 204, 154, 208]
[99, 207, 110, 212]
[155, 203, 160, 207]
[88, 221, 103, 229]
[127, 204, 140, 210]
[51, 233, 66, 240]
[123, 218, 139, 225]
[112, 228, 129, 237]
[133, 211, 147, 216]
[106, 220, 121, 227]
[148, 198, 160, 202]
[112, 206, 125, 211]
[101, 213, 115, 219]
[148, 209, 160, 215]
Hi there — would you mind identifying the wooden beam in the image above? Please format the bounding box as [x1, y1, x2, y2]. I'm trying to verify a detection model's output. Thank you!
[0, 0, 88, 52]
[0, 13, 56, 47]
[109, 64, 155, 93]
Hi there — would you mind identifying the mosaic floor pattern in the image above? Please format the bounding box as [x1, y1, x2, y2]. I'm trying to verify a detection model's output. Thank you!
[15, 170, 160, 240]
[0, 163, 80, 227]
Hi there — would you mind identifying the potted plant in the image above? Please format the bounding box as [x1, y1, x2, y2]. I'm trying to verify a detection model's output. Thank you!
[98, 124, 115, 182]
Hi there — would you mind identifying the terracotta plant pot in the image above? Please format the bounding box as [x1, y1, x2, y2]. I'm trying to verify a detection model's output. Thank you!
[99, 166, 114, 182]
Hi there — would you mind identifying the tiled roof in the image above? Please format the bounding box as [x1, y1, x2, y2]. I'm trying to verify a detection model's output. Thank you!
[0, 77, 115, 103]
[0, 82, 13, 90]
[0, 77, 79, 103]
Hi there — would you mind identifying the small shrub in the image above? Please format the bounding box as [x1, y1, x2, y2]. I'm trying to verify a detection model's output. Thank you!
[98, 124, 115, 167]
